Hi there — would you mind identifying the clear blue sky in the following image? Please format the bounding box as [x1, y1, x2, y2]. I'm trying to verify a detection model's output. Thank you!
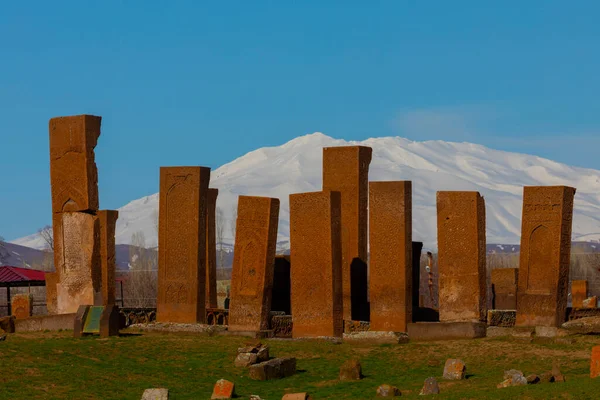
[1, 1, 600, 240]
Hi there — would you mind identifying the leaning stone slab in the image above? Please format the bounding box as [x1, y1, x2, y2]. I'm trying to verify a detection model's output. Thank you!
[141, 388, 169, 400]
[249, 357, 296, 381]
[562, 316, 600, 334]
[211, 379, 235, 399]
[443, 359, 466, 380]
[343, 331, 409, 344]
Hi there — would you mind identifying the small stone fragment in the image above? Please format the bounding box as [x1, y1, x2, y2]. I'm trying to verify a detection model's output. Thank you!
[141, 388, 169, 400]
[419, 377, 440, 395]
[376, 384, 401, 397]
[539, 372, 555, 383]
[497, 370, 527, 388]
[249, 357, 296, 381]
[235, 352, 259, 367]
[552, 361, 565, 383]
[339, 359, 362, 381]
[526, 374, 540, 384]
[211, 379, 235, 399]
[249, 396, 263, 400]
[443, 359, 466, 380]
[282, 394, 312, 400]
[583, 296, 598, 309]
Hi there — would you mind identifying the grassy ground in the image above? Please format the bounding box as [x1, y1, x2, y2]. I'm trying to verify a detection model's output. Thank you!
[1, 330, 600, 399]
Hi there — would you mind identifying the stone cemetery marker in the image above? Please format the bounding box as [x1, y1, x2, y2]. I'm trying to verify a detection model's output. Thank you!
[44, 272, 59, 315]
[437, 192, 486, 322]
[516, 186, 576, 327]
[206, 188, 219, 308]
[229, 196, 280, 332]
[157, 166, 210, 323]
[591, 346, 600, 378]
[11, 294, 33, 319]
[369, 181, 412, 332]
[322, 146, 372, 320]
[571, 280, 588, 308]
[289, 191, 343, 338]
[56, 212, 101, 314]
[97, 210, 118, 306]
[491, 268, 518, 310]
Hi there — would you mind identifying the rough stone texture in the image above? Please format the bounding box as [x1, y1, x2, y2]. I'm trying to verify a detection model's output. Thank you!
[539, 372, 555, 383]
[408, 321, 486, 340]
[591, 346, 600, 378]
[535, 326, 571, 338]
[211, 379, 235, 399]
[572, 280, 588, 308]
[97, 210, 118, 306]
[562, 316, 600, 333]
[443, 359, 466, 380]
[11, 293, 33, 319]
[272, 255, 291, 314]
[14, 313, 75, 332]
[487, 310, 517, 327]
[229, 196, 280, 332]
[289, 191, 343, 338]
[235, 352, 258, 367]
[157, 166, 210, 324]
[339, 359, 362, 381]
[248, 357, 297, 381]
[100, 304, 120, 337]
[492, 268, 518, 310]
[583, 296, 598, 309]
[369, 181, 412, 332]
[236, 342, 269, 367]
[282, 394, 311, 400]
[516, 186, 576, 328]
[73, 305, 90, 338]
[322, 146, 372, 321]
[420, 377, 440, 395]
[376, 384, 401, 397]
[0, 316, 16, 333]
[44, 272, 59, 315]
[206, 188, 219, 308]
[437, 192, 486, 322]
[56, 212, 101, 314]
[526, 374, 541, 384]
[49, 115, 100, 214]
[343, 331, 409, 344]
[498, 369, 527, 388]
[141, 388, 169, 400]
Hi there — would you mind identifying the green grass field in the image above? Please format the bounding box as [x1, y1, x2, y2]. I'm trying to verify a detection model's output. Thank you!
[2, 330, 600, 399]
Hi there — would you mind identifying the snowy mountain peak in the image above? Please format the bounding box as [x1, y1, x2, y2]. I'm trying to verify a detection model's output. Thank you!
[13, 132, 600, 250]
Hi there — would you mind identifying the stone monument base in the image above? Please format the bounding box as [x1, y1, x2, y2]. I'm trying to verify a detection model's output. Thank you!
[407, 321, 486, 341]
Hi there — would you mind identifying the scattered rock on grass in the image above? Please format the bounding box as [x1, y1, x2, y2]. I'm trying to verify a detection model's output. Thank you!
[562, 316, 600, 334]
[211, 379, 235, 399]
[552, 361, 565, 383]
[419, 377, 440, 395]
[443, 359, 466, 380]
[376, 384, 401, 397]
[339, 359, 362, 381]
[526, 374, 540, 384]
[539, 372, 555, 383]
[249, 358, 297, 381]
[497, 370, 527, 388]
[235, 352, 259, 367]
[141, 388, 169, 400]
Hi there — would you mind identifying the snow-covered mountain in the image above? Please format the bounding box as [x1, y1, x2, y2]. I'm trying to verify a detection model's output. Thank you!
[13, 133, 600, 250]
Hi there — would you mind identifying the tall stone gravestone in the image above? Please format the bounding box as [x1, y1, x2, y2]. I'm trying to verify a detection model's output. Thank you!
[206, 188, 219, 308]
[322, 146, 372, 321]
[437, 191, 486, 322]
[516, 186, 576, 327]
[228, 196, 280, 332]
[157, 166, 210, 323]
[491, 268, 518, 310]
[369, 181, 412, 332]
[289, 191, 343, 338]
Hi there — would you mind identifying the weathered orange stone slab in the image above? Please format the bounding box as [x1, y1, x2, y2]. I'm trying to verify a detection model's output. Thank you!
[49, 115, 100, 213]
[289, 191, 343, 338]
[491, 268, 518, 310]
[56, 212, 101, 314]
[591, 346, 600, 378]
[211, 379, 235, 399]
[157, 166, 210, 323]
[206, 188, 219, 308]
[229, 196, 280, 332]
[44, 272, 59, 315]
[11, 294, 33, 319]
[437, 192, 486, 322]
[369, 181, 412, 332]
[516, 186, 576, 327]
[571, 280, 588, 309]
[97, 210, 118, 306]
[322, 146, 372, 320]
